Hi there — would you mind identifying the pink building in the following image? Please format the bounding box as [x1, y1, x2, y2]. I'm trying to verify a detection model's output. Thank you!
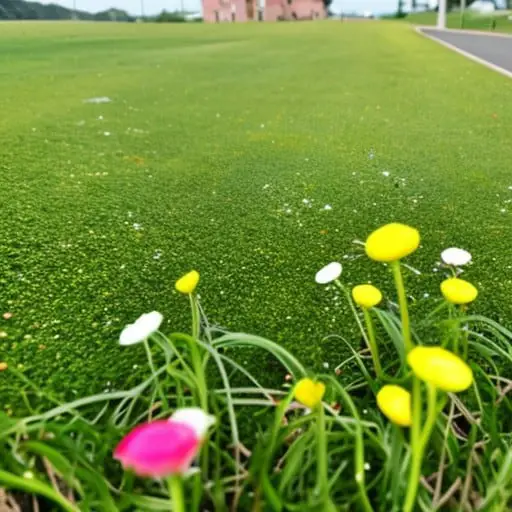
[202, 0, 325, 22]
[264, 0, 325, 21]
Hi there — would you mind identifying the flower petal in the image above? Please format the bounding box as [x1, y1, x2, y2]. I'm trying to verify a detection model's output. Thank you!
[114, 420, 199, 477]
[441, 278, 478, 305]
[315, 262, 342, 284]
[175, 271, 200, 295]
[352, 284, 382, 309]
[119, 311, 163, 346]
[365, 223, 420, 262]
[376, 385, 412, 427]
[441, 247, 472, 267]
[407, 346, 473, 392]
[171, 408, 216, 439]
[294, 378, 325, 408]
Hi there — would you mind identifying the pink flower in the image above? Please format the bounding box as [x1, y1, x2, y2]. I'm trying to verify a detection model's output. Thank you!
[114, 420, 200, 477]
[114, 408, 215, 478]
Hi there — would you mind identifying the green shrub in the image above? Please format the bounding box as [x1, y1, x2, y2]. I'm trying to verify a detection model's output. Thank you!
[155, 10, 187, 23]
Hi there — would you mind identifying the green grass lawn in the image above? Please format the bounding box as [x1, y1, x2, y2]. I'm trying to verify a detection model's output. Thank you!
[2, 20, 512, 409]
[406, 10, 512, 32]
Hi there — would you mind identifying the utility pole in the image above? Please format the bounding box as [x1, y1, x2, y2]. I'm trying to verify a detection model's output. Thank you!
[437, 0, 446, 28]
[460, 0, 466, 28]
[140, 0, 145, 17]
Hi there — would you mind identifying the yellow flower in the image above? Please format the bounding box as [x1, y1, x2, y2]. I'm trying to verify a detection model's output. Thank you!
[175, 270, 200, 295]
[352, 284, 382, 309]
[376, 385, 412, 427]
[294, 378, 326, 409]
[365, 223, 420, 262]
[440, 278, 478, 305]
[407, 346, 473, 392]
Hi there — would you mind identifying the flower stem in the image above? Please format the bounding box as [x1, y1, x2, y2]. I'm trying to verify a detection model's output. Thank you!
[403, 382, 437, 512]
[144, 339, 168, 410]
[391, 261, 413, 353]
[187, 295, 210, 486]
[389, 424, 404, 504]
[316, 404, 330, 505]
[363, 309, 382, 378]
[168, 475, 185, 512]
[336, 281, 368, 341]
[412, 377, 422, 455]
[189, 293, 200, 340]
[187, 296, 208, 411]
[451, 304, 462, 355]
[419, 384, 438, 453]
[258, 391, 296, 510]
[327, 377, 373, 512]
[460, 305, 469, 360]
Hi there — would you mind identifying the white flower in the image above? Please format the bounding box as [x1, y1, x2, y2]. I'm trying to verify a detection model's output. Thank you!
[315, 262, 342, 284]
[119, 311, 163, 346]
[382, 171, 390, 177]
[441, 248, 472, 267]
[171, 407, 216, 439]
[323, 204, 332, 211]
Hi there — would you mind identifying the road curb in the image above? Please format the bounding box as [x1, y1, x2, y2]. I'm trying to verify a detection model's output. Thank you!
[416, 25, 512, 39]
[416, 26, 512, 80]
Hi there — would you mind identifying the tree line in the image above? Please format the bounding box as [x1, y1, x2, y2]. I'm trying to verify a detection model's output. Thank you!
[0, 0, 134, 21]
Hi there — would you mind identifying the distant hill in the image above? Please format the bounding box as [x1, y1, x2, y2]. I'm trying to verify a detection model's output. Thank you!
[0, 0, 134, 21]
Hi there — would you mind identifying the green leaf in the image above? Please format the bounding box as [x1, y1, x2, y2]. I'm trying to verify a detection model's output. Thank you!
[0, 469, 80, 512]
[22, 440, 83, 494]
[211, 332, 307, 378]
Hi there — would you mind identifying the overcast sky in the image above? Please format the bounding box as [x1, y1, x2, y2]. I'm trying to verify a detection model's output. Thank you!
[40, 0, 398, 15]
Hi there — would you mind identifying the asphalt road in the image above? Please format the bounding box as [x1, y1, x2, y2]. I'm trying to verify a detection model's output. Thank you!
[421, 28, 512, 74]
